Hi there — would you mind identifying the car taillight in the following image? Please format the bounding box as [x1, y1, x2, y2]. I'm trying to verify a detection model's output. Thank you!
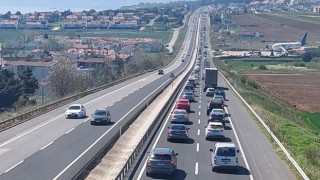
[147, 160, 153, 165]
[221, 128, 224, 131]
[208, 117, 211, 120]
[168, 130, 173, 134]
[170, 160, 174, 165]
[236, 158, 238, 163]
[182, 131, 187, 135]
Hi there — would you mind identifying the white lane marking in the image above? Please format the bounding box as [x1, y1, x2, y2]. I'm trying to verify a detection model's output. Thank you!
[4, 160, 24, 173]
[198, 112, 201, 116]
[40, 141, 54, 150]
[199, 100, 201, 103]
[195, 162, 199, 175]
[54, 75, 177, 180]
[199, 105, 201, 109]
[83, 118, 90, 123]
[198, 119, 200, 124]
[65, 128, 75, 134]
[197, 129, 200, 136]
[196, 143, 199, 152]
[225, 107, 254, 180]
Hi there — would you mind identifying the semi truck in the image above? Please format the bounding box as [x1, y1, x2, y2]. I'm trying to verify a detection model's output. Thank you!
[203, 68, 218, 92]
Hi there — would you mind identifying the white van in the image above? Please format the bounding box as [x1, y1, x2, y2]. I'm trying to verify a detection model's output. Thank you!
[210, 142, 240, 172]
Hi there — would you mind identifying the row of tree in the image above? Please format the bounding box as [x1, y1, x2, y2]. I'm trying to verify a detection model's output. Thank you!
[0, 68, 38, 109]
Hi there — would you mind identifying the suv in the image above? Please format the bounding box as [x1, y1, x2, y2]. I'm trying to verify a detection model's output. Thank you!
[146, 148, 178, 176]
[210, 143, 240, 172]
[90, 108, 111, 125]
[207, 99, 224, 115]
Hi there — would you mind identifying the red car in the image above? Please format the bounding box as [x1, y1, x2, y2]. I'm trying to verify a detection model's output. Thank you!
[176, 99, 190, 112]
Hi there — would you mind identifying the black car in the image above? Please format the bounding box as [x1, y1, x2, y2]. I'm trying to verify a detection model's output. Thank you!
[158, 69, 164, 75]
[207, 99, 224, 115]
[215, 90, 226, 99]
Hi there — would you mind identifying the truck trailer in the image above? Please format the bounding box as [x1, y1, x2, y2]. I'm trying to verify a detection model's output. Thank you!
[203, 68, 218, 92]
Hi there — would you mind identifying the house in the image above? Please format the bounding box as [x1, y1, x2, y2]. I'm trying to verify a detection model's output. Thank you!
[19, 20, 49, 29]
[86, 20, 109, 29]
[66, 14, 79, 21]
[62, 21, 86, 29]
[0, 20, 18, 29]
[4, 60, 56, 83]
[77, 57, 118, 75]
[313, 5, 320, 13]
[10, 15, 22, 21]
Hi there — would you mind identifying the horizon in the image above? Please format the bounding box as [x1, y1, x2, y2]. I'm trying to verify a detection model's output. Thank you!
[0, 0, 176, 14]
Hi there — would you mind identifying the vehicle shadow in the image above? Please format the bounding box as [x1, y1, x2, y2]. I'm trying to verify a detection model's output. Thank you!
[91, 121, 115, 126]
[149, 169, 187, 179]
[188, 110, 196, 114]
[206, 137, 230, 142]
[169, 138, 195, 144]
[186, 121, 194, 125]
[215, 166, 251, 175]
[224, 126, 232, 130]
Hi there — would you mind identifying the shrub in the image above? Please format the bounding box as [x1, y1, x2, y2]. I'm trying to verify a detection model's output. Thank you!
[247, 80, 258, 89]
[240, 76, 247, 84]
[258, 65, 268, 70]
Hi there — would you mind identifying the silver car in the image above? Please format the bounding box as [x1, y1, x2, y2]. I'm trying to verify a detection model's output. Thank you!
[90, 108, 111, 125]
[206, 88, 216, 97]
[146, 148, 178, 176]
[167, 124, 189, 142]
[205, 122, 225, 140]
[171, 109, 189, 124]
[213, 95, 224, 103]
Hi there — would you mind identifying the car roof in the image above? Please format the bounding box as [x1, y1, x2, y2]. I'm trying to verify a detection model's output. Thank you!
[171, 124, 186, 127]
[95, 108, 108, 111]
[215, 142, 236, 148]
[153, 148, 172, 154]
[173, 109, 187, 112]
[178, 99, 189, 102]
[208, 122, 223, 126]
[69, 104, 82, 106]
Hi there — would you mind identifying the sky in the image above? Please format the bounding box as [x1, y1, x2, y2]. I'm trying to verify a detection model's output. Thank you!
[0, 0, 176, 13]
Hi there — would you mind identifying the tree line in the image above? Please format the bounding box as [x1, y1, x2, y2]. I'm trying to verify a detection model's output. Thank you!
[0, 67, 38, 110]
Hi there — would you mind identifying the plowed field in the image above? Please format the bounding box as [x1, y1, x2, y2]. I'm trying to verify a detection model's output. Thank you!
[247, 74, 320, 112]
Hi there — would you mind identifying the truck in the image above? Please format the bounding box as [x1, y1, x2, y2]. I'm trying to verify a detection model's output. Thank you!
[203, 68, 218, 92]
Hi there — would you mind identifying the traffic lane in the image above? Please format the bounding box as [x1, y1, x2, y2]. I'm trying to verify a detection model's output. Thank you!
[0, 69, 183, 174]
[196, 86, 251, 180]
[217, 75, 295, 180]
[0, 74, 177, 179]
[136, 84, 203, 180]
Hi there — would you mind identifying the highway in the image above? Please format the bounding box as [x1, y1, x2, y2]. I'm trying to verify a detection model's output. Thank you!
[0, 10, 202, 180]
[129, 12, 295, 180]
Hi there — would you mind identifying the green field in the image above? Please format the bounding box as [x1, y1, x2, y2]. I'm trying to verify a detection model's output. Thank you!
[297, 112, 320, 132]
[0, 29, 173, 43]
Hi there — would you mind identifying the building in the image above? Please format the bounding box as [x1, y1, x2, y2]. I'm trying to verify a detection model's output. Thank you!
[313, 5, 320, 13]
[0, 20, 19, 29]
[19, 20, 49, 29]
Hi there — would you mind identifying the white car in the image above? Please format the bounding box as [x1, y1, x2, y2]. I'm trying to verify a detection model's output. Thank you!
[205, 122, 225, 140]
[65, 104, 86, 119]
[210, 142, 240, 172]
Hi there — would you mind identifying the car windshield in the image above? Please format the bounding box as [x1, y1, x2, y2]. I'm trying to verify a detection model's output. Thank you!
[68, 106, 80, 110]
[185, 92, 193, 96]
[174, 110, 186, 115]
[171, 125, 186, 130]
[151, 154, 172, 160]
[208, 88, 215, 92]
[178, 100, 188, 104]
[95, 110, 106, 116]
[217, 147, 236, 157]
[212, 109, 224, 113]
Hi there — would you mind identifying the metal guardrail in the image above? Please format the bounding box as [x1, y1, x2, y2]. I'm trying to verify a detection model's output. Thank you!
[0, 69, 158, 132]
[113, 65, 191, 180]
[219, 72, 310, 180]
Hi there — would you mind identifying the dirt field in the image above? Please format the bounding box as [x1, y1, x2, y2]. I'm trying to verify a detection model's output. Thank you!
[247, 74, 320, 112]
[232, 14, 320, 45]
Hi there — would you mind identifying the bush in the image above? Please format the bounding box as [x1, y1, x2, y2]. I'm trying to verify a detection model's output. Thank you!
[247, 80, 258, 89]
[294, 62, 306, 67]
[258, 65, 268, 70]
[301, 53, 313, 62]
[240, 76, 247, 84]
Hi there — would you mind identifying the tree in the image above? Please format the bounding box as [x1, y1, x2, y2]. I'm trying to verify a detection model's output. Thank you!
[47, 58, 77, 97]
[0, 69, 21, 109]
[18, 67, 39, 101]
[15, 11, 22, 15]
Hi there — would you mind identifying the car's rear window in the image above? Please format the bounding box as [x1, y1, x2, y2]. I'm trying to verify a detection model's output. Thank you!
[171, 125, 186, 130]
[217, 147, 236, 157]
[69, 106, 80, 110]
[210, 125, 223, 129]
[95, 110, 106, 116]
[174, 110, 186, 115]
[151, 154, 172, 160]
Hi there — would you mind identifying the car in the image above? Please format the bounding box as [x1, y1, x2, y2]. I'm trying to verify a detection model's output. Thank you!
[210, 108, 228, 118]
[207, 99, 224, 115]
[205, 122, 225, 140]
[182, 92, 195, 102]
[210, 142, 240, 172]
[90, 108, 111, 125]
[212, 95, 224, 103]
[65, 104, 86, 119]
[184, 85, 194, 93]
[181, 58, 185, 62]
[146, 148, 178, 176]
[188, 78, 196, 87]
[158, 69, 164, 75]
[167, 124, 189, 142]
[206, 88, 216, 97]
[175, 99, 190, 112]
[215, 90, 226, 99]
[208, 114, 225, 126]
[171, 109, 189, 123]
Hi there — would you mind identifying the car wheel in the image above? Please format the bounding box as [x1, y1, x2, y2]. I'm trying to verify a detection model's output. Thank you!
[91, 122, 94, 125]
[146, 172, 151, 177]
[211, 164, 215, 172]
